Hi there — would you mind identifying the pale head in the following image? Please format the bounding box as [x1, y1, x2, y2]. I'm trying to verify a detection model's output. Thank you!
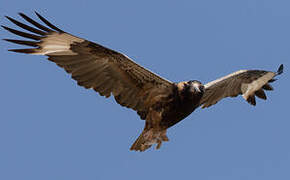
[176, 80, 204, 95]
[188, 80, 204, 94]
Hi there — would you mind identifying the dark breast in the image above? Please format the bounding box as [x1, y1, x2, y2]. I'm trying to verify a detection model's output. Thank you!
[160, 85, 203, 128]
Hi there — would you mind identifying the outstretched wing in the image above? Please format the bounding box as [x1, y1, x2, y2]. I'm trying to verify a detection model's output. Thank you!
[199, 65, 283, 108]
[2, 12, 173, 118]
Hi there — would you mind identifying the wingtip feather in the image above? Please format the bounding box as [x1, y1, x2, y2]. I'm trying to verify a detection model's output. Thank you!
[247, 95, 256, 106]
[1, 25, 8, 30]
[34, 11, 64, 32]
[34, 11, 41, 17]
[3, 39, 38, 47]
[277, 64, 284, 75]
[5, 15, 17, 23]
[8, 48, 36, 54]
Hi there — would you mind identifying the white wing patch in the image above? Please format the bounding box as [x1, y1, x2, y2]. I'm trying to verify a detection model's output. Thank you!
[32, 33, 84, 55]
[241, 72, 275, 100]
[200, 67, 281, 108]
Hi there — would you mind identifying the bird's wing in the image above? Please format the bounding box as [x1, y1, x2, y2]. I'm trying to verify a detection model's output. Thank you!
[3, 12, 173, 118]
[199, 65, 283, 108]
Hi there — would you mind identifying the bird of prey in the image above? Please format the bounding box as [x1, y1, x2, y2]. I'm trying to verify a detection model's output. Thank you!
[2, 12, 284, 152]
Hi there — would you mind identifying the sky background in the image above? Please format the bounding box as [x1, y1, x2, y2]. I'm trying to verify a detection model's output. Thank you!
[0, 0, 289, 180]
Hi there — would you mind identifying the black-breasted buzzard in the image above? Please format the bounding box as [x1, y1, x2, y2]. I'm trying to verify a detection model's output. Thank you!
[2, 12, 284, 151]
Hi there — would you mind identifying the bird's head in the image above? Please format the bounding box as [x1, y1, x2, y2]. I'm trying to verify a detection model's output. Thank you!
[188, 80, 204, 94]
[177, 80, 204, 95]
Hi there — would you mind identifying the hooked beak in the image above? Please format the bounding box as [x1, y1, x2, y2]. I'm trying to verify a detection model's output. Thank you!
[192, 82, 204, 93]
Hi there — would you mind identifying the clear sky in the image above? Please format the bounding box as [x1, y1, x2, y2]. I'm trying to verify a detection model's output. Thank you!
[0, 0, 289, 180]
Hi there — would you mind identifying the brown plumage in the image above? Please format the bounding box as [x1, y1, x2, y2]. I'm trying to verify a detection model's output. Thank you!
[2, 12, 284, 152]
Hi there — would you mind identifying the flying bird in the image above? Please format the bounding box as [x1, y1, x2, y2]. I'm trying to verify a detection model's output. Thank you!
[2, 12, 284, 152]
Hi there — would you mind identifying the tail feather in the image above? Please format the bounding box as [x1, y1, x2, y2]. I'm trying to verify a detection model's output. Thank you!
[130, 131, 152, 152]
[130, 129, 169, 152]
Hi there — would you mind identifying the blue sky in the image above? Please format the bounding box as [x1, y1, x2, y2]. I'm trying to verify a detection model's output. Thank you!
[0, 0, 289, 179]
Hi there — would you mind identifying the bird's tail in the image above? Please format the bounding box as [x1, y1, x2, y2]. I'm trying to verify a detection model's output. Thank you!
[130, 128, 169, 152]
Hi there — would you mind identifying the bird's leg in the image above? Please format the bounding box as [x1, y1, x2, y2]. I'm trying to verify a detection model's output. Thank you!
[156, 139, 162, 149]
[161, 129, 169, 141]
